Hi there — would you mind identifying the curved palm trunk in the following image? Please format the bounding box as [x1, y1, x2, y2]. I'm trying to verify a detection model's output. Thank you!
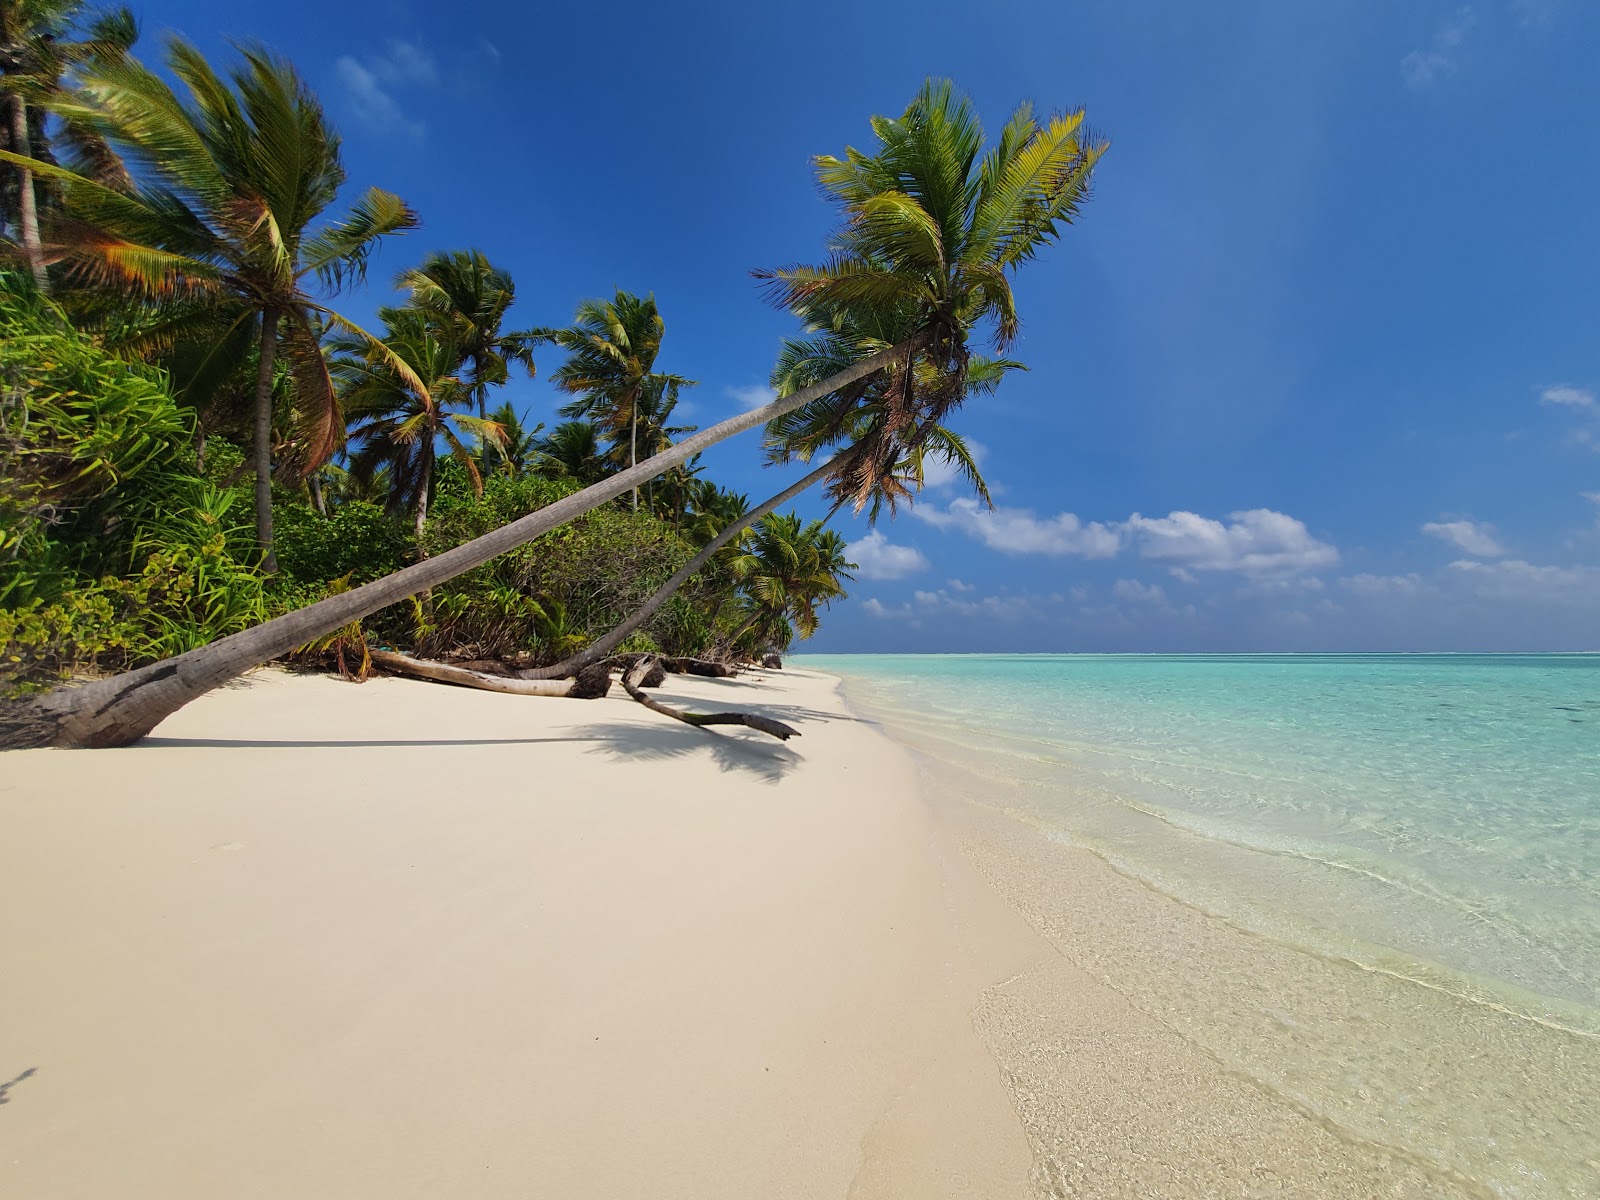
[253, 313, 281, 573]
[522, 453, 841, 679]
[1, 335, 924, 749]
[9, 94, 46, 292]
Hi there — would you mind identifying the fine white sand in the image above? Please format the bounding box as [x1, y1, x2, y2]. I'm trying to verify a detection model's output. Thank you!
[0, 667, 1047, 1199]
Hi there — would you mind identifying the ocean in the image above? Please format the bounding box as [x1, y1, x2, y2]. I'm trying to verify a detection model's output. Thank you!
[800, 653, 1600, 1197]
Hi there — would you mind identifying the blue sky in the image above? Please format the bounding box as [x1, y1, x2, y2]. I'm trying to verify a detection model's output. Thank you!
[139, 0, 1599, 651]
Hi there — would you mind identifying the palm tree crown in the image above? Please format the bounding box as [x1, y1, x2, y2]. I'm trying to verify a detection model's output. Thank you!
[756, 78, 1104, 508]
[0, 36, 421, 568]
[730, 513, 855, 646]
[333, 305, 503, 538]
[534, 289, 696, 507]
[397, 248, 537, 427]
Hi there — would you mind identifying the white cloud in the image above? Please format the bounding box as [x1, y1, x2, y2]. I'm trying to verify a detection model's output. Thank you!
[1449, 558, 1600, 603]
[913, 500, 1335, 578]
[377, 40, 438, 86]
[1422, 519, 1506, 557]
[1584, 492, 1600, 505]
[1240, 575, 1326, 596]
[1402, 7, 1478, 89]
[1112, 579, 1166, 605]
[946, 577, 975, 593]
[912, 497, 1121, 558]
[845, 530, 929, 581]
[336, 41, 437, 137]
[1540, 384, 1600, 451]
[1541, 385, 1595, 410]
[1514, 0, 1563, 29]
[726, 384, 776, 412]
[1341, 573, 1427, 598]
[858, 586, 1050, 623]
[1123, 509, 1338, 576]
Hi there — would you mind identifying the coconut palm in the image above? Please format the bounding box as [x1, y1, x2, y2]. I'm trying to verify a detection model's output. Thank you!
[481, 400, 543, 477]
[0, 37, 422, 571]
[0, 0, 136, 288]
[756, 77, 1102, 507]
[334, 306, 503, 540]
[397, 249, 537, 464]
[534, 290, 696, 508]
[2, 77, 1103, 749]
[725, 514, 855, 649]
[535, 419, 611, 486]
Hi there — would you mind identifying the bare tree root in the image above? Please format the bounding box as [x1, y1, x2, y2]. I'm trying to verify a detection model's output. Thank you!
[621, 658, 800, 742]
[371, 650, 611, 699]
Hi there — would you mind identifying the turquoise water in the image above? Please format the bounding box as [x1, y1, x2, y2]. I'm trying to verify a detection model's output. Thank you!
[803, 653, 1600, 1023]
[800, 653, 1600, 1195]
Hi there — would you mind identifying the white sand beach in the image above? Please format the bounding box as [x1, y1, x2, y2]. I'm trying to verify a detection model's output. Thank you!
[0, 667, 1044, 1199]
[3, 664, 1547, 1198]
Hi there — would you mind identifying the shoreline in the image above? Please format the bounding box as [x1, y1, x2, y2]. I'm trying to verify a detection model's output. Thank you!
[829, 666, 1600, 1199]
[1, 666, 1043, 1199]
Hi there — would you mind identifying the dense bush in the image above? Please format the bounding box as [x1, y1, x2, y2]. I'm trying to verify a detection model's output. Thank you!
[0, 281, 268, 693]
[413, 463, 724, 662]
[272, 500, 410, 585]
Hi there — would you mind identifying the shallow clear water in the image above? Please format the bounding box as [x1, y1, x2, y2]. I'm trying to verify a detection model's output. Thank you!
[803, 653, 1600, 1023]
[801, 653, 1600, 1196]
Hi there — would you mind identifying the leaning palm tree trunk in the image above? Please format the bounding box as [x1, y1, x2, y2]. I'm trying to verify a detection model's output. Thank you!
[521, 452, 842, 679]
[8, 95, 46, 291]
[1, 336, 923, 749]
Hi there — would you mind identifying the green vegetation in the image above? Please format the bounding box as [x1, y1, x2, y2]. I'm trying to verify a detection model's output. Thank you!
[0, 10, 1102, 742]
[0, 280, 267, 689]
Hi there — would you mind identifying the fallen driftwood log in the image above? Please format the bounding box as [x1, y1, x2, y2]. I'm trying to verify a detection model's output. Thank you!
[371, 650, 611, 699]
[622, 658, 800, 742]
[667, 656, 737, 678]
[545, 653, 732, 683]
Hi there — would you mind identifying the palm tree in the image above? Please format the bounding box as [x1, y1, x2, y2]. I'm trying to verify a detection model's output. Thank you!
[535, 290, 696, 509]
[334, 306, 504, 540]
[0, 37, 422, 571]
[481, 400, 543, 477]
[0, 0, 136, 289]
[535, 419, 611, 486]
[754, 78, 1101, 509]
[2, 78, 1104, 749]
[396, 249, 536, 464]
[725, 514, 855, 650]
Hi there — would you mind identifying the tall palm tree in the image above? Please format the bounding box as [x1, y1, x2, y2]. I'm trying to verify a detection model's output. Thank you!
[334, 306, 503, 540]
[756, 77, 1101, 507]
[535, 290, 696, 509]
[0, 37, 422, 571]
[725, 514, 855, 649]
[0, 0, 136, 289]
[396, 249, 537, 465]
[3, 78, 1104, 749]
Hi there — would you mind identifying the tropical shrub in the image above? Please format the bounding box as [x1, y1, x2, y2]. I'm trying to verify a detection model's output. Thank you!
[271, 500, 410, 585]
[0, 277, 268, 693]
